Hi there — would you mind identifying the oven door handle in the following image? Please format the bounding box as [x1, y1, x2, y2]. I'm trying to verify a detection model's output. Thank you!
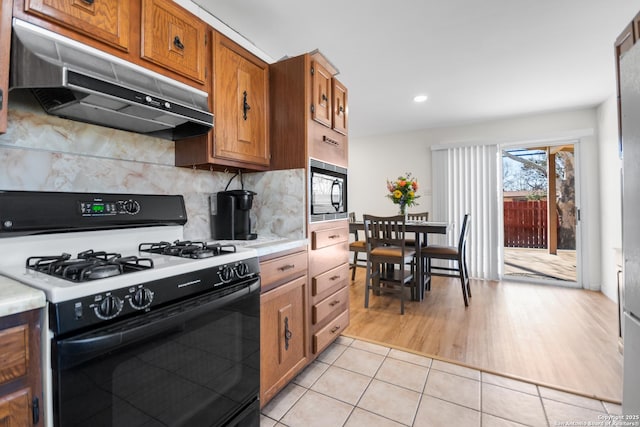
[56, 279, 260, 369]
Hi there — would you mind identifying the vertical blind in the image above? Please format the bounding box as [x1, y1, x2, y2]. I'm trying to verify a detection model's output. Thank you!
[431, 144, 500, 280]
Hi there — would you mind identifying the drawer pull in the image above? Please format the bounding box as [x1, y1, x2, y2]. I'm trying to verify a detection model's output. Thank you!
[82, 0, 95, 4]
[330, 325, 340, 334]
[329, 275, 341, 281]
[323, 135, 339, 146]
[328, 234, 341, 239]
[329, 299, 341, 307]
[278, 264, 295, 272]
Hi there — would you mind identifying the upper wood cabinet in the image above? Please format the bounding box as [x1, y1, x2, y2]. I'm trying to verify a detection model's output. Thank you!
[23, 0, 130, 51]
[332, 78, 348, 135]
[0, 0, 12, 134]
[141, 0, 207, 84]
[175, 31, 270, 171]
[311, 59, 349, 135]
[270, 50, 348, 169]
[311, 60, 333, 128]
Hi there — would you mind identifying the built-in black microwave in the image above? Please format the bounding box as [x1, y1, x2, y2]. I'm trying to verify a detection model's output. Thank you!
[310, 159, 348, 222]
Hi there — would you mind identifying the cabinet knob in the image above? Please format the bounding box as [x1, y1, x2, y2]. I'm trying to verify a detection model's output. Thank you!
[173, 36, 185, 50]
[322, 93, 328, 102]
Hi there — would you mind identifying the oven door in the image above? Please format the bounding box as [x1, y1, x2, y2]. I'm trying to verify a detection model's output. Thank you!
[51, 279, 260, 427]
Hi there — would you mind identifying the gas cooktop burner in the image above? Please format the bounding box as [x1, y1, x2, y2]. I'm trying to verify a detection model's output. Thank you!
[138, 240, 236, 259]
[26, 250, 154, 282]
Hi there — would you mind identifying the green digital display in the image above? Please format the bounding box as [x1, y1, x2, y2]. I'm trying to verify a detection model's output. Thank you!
[92, 204, 105, 213]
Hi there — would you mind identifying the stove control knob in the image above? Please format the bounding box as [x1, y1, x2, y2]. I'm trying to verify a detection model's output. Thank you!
[130, 288, 154, 310]
[235, 262, 250, 278]
[219, 266, 235, 283]
[95, 295, 123, 319]
[122, 200, 140, 215]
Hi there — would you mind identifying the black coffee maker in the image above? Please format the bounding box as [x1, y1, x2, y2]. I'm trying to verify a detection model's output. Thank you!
[212, 190, 257, 240]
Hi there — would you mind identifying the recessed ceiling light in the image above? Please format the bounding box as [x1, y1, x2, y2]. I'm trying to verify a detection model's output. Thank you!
[414, 94, 428, 103]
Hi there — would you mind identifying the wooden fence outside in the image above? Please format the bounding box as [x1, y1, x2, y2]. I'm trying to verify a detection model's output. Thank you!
[504, 200, 547, 248]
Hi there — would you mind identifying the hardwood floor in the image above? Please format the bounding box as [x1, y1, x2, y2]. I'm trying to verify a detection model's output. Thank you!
[342, 269, 623, 402]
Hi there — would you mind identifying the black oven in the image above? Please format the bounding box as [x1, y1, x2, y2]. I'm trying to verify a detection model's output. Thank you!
[310, 158, 348, 222]
[51, 277, 260, 427]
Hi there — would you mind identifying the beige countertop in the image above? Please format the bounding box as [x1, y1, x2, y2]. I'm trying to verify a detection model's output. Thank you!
[0, 275, 46, 317]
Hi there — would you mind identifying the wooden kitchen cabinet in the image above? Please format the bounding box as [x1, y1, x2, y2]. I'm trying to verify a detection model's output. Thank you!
[270, 50, 349, 169]
[22, 0, 131, 51]
[0, 0, 11, 134]
[259, 249, 309, 407]
[140, 0, 207, 84]
[175, 31, 270, 171]
[0, 309, 43, 426]
[308, 220, 350, 355]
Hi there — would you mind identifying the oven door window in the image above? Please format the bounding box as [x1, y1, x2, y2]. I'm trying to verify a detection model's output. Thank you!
[52, 283, 260, 427]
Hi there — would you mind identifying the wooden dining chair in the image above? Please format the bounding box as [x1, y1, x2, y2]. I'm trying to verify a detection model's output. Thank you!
[405, 211, 429, 247]
[363, 214, 416, 314]
[420, 214, 471, 306]
[349, 212, 367, 280]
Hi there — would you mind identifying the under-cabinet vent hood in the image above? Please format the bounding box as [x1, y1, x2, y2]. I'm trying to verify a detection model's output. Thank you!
[9, 19, 213, 140]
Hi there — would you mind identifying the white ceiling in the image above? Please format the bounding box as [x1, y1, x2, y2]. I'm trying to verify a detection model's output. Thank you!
[193, 0, 640, 138]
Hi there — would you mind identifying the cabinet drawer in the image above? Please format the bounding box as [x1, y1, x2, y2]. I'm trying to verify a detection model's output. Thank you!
[260, 251, 308, 289]
[312, 262, 349, 299]
[312, 286, 348, 325]
[313, 309, 349, 354]
[308, 123, 348, 169]
[312, 226, 348, 250]
[0, 325, 28, 385]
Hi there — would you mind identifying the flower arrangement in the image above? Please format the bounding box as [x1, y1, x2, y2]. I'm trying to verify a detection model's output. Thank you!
[386, 173, 420, 214]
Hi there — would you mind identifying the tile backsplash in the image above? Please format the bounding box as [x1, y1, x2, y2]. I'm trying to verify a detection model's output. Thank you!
[0, 91, 305, 240]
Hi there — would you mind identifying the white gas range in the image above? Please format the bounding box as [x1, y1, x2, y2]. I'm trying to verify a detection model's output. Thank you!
[0, 190, 262, 427]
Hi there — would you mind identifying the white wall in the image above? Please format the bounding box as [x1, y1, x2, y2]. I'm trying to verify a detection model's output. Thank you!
[597, 95, 623, 302]
[349, 107, 606, 293]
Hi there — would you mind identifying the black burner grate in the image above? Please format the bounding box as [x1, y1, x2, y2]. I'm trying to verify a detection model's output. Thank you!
[138, 241, 236, 259]
[27, 251, 154, 282]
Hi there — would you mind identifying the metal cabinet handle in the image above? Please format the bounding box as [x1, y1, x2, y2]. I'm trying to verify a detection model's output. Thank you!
[284, 317, 293, 350]
[278, 264, 295, 272]
[328, 234, 341, 239]
[81, 0, 95, 4]
[322, 93, 328, 102]
[173, 36, 185, 50]
[243, 90, 251, 120]
[330, 325, 340, 334]
[329, 299, 340, 307]
[323, 135, 339, 146]
[329, 275, 341, 281]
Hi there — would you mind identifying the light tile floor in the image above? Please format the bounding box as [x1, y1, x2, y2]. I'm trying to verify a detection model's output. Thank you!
[261, 336, 622, 427]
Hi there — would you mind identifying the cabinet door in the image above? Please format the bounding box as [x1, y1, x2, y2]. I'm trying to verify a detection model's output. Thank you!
[0, 389, 31, 427]
[332, 78, 348, 135]
[141, 0, 206, 84]
[214, 34, 270, 167]
[24, 0, 130, 50]
[311, 60, 332, 128]
[260, 276, 308, 405]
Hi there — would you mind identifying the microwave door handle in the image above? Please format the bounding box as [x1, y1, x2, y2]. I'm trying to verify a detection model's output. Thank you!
[331, 180, 342, 211]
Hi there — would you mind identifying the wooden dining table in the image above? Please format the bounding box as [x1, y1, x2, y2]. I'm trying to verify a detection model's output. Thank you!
[349, 220, 450, 301]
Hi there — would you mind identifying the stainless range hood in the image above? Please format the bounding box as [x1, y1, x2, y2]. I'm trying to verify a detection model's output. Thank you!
[9, 19, 213, 140]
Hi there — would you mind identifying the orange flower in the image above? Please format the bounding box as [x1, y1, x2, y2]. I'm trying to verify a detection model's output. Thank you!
[386, 173, 420, 208]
